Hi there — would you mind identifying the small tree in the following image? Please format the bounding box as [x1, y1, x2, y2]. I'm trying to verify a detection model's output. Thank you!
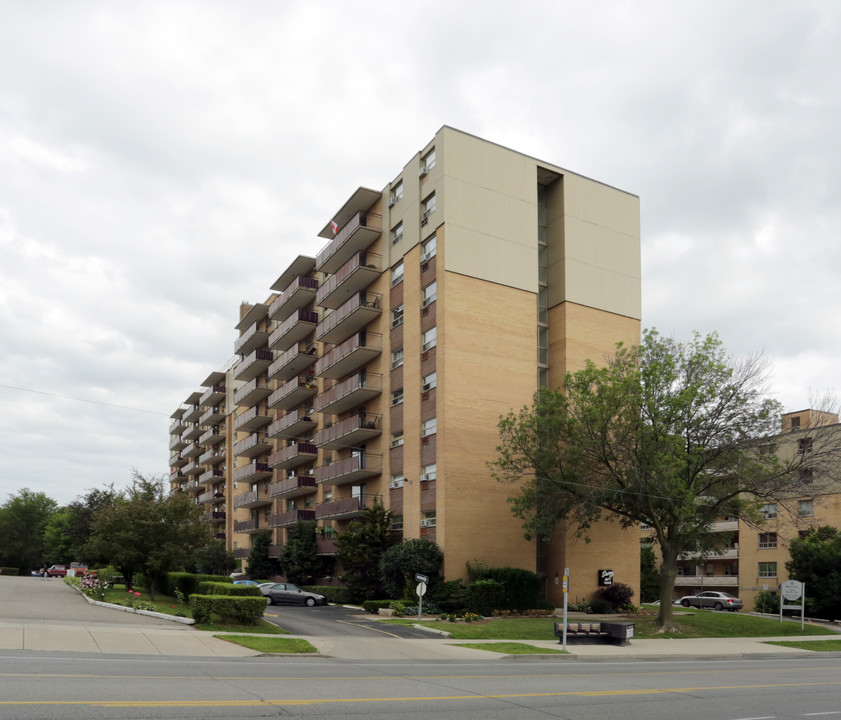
[640, 545, 660, 604]
[190, 539, 237, 576]
[786, 526, 841, 621]
[281, 521, 320, 585]
[246, 530, 281, 580]
[380, 539, 443, 598]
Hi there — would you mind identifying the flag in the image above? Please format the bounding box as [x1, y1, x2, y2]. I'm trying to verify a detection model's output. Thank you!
[331, 220, 339, 235]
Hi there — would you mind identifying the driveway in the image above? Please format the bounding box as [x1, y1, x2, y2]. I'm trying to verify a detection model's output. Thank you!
[264, 603, 440, 639]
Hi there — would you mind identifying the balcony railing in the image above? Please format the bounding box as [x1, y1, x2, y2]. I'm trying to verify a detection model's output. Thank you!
[267, 377, 317, 413]
[233, 548, 250, 559]
[233, 432, 272, 459]
[710, 520, 739, 532]
[316, 211, 382, 275]
[268, 442, 318, 469]
[315, 372, 381, 415]
[268, 475, 317, 498]
[182, 461, 202, 476]
[233, 349, 273, 382]
[199, 385, 226, 407]
[315, 453, 382, 487]
[199, 425, 225, 446]
[267, 343, 317, 383]
[673, 575, 739, 587]
[202, 510, 226, 522]
[234, 519, 259, 533]
[268, 509, 316, 527]
[233, 378, 272, 408]
[315, 291, 382, 345]
[268, 308, 319, 353]
[199, 469, 225, 485]
[268, 275, 319, 322]
[316, 413, 381, 450]
[316, 538, 338, 554]
[233, 406, 271, 433]
[315, 331, 382, 380]
[315, 495, 370, 520]
[316, 252, 382, 309]
[267, 408, 316, 440]
[183, 404, 202, 424]
[169, 418, 186, 435]
[199, 406, 225, 427]
[234, 322, 270, 355]
[233, 462, 272, 484]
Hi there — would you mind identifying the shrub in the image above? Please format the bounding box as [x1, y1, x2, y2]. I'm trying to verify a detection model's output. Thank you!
[197, 581, 262, 597]
[429, 580, 469, 614]
[754, 590, 778, 614]
[390, 601, 406, 616]
[362, 600, 394, 614]
[164, 572, 232, 599]
[599, 582, 635, 611]
[466, 579, 506, 616]
[589, 598, 615, 614]
[304, 585, 351, 604]
[464, 564, 541, 612]
[190, 595, 267, 625]
[0, 567, 19, 576]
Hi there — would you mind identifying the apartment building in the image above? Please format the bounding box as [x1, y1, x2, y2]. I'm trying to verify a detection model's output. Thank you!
[169, 126, 642, 604]
[671, 409, 841, 608]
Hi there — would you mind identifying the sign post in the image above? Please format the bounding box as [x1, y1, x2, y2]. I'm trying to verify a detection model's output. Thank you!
[415, 574, 428, 621]
[780, 579, 805, 631]
[562, 567, 569, 652]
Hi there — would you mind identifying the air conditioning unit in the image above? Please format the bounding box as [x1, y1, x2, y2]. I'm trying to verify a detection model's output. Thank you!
[419, 252, 431, 263]
[420, 518, 437, 528]
[388, 196, 397, 208]
[422, 296, 435, 308]
[419, 473, 435, 482]
[418, 165, 428, 177]
[389, 480, 403, 490]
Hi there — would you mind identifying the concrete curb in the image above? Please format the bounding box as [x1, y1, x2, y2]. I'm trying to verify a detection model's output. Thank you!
[70, 584, 195, 625]
[412, 623, 452, 638]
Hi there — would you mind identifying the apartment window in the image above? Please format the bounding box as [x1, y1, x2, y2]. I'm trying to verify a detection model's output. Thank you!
[392, 514, 404, 531]
[391, 347, 404, 369]
[421, 193, 436, 225]
[391, 304, 404, 328]
[422, 371, 437, 391]
[421, 510, 437, 528]
[422, 234, 437, 260]
[390, 474, 405, 489]
[391, 389, 403, 406]
[391, 180, 403, 202]
[798, 499, 814, 517]
[421, 463, 437, 481]
[422, 147, 436, 171]
[790, 415, 801, 431]
[422, 281, 437, 307]
[422, 326, 437, 351]
[760, 503, 777, 519]
[799, 437, 814, 453]
[421, 417, 437, 437]
[758, 562, 777, 578]
[391, 221, 404, 245]
[390, 431, 404, 448]
[391, 261, 404, 287]
[758, 532, 778, 549]
[800, 467, 814, 484]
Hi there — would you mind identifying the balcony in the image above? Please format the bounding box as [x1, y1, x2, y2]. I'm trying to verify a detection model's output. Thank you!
[199, 385, 226, 407]
[673, 575, 739, 587]
[199, 469, 225, 486]
[711, 520, 740, 533]
[316, 453, 382, 487]
[199, 407, 226, 427]
[200, 448, 225, 466]
[198, 491, 216, 504]
[268, 544, 284, 558]
[233, 406, 271, 433]
[183, 461, 203, 477]
[169, 435, 187, 451]
[268, 475, 317, 498]
[315, 495, 369, 520]
[269, 308, 319, 353]
[181, 442, 203, 460]
[268, 442, 318, 470]
[267, 408, 316, 440]
[268, 275, 319, 322]
[268, 377, 317, 413]
[234, 378, 272, 408]
[169, 418, 186, 435]
[233, 349, 273, 382]
[202, 510, 226, 522]
[169, 470, 185, 484]
[183, 404, 202, 424]
[199, 425, 225, 446]
[234, 432, 272, 459]
[268, 509, 316, 527]
[215, 532, 227, 541]
[234, 322, 271, 356]
[315, 332, 382, 380]
[182, 423, 202, 442]
[316, 211, 382, 275]
[233, 484, 272, 509]
[233, 548, 250, 559]
[234, 519, 261, 534]
[268, 343, 318, 382]
[316, 252, 382, 309]
[316, 538, 338, 555]
[169, 452, 186, 468]
[233, 462, 272, 484]
[316, 413, 381, 450]
[316, 372, 382, 415]
[315, 291, 382, 346]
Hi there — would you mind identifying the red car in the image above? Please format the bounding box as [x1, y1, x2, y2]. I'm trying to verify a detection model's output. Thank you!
[45, 565, 67, 577]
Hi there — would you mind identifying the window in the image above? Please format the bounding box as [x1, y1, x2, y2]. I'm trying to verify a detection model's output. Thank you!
[391, 304, 404, 328]
[421, 463, 437, 481]
[391, 261, 404, 286]
[760, 503, 777, 519]
[391, 389, 404, 406]
[758, 532, 778, 549]
[790, 415, 801, 431]
[421, 510, 437, 528]
[390, 474, 405, 489]
[422, 371, 437, 391]
[390, 431, 403, 448]
[422, 326, 437, 351]
[798, 499, 814, 517]
[422, 281, 437, 307]
[421, 193, 436, 225]
[391, 221, 404, 245]
[758, 562, 777, 578]
[392, 514, 404, 531]
[799, 437, 813, 453]
[391, 347, 404, 369]
[422, 147, 436, 171]
[422, 234, 437, 260]
[421, 417, 437, 437]
[800, 467, 814, 484]
[391, 180, 403, 202]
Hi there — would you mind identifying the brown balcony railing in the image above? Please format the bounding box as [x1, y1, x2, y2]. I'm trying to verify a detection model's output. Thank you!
[199, 385, 226, 407]
[268, 308, 319, 352]
[316, 413, 381, 448]
[315, 453, 382, 486]
[233, 378, 271, 407]
[268, 475, 317, 497]
[233, 405, 271, 432]
[233, 463, 271, 483]
[234, 519, 258, 533]
[234, 322, 270, 355]
[234, 349, 273, 381]
[315, 331, 381, 379]
[268, 275, 319, 321]
[267, 408, 315, 439]
[268, 509, 316, 527]
[268, 442, 318, 469]
[315, 291, 381, 345]
[267, 377, 317, 412]
[233, 433, 271, 458]
[316, 252, 382, 309]
[315, 372, 381, 415]
[315, 495, 370, 520]
[267, 343, 317, 382]
[316, 211, 382, 274]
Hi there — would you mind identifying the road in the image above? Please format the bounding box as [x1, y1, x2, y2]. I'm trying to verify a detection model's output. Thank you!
[264, 602, 436, 638]
[0, 654, 840, 719]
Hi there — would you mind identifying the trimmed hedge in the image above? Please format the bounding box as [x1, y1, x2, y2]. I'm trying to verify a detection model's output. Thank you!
[198, 581, 262, 597]
[467, 566, 541, 612]
[304, 585, 350, 604]
[362, 600, 393, 614]
[164, 572, 232, 598]
[0, 567, 19, 576]
[189, 595, 267, 624]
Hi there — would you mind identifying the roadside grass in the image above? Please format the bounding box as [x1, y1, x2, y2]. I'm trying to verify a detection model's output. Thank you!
[452, 642, 566, 655]
[765, 639, 841, 652]
[196, 620, 287, 634]
[214, 635, 316, 653]
[385, 612, 837, 640]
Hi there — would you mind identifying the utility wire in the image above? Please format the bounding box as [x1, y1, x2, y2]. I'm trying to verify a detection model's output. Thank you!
[0, 383, 168, 417]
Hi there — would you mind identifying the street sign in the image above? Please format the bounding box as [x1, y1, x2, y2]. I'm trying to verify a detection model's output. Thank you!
[415, 573, 429, 583]
[781, 580, 803, 601]
[416, 581, 427, 597]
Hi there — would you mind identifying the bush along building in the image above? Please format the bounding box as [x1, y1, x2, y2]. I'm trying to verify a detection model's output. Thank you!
[169, 126, 642, 605]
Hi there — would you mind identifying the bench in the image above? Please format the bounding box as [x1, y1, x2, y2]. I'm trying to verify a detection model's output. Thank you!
[554, 621, 634, 646]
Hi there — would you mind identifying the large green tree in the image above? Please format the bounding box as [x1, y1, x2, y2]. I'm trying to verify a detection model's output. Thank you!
[0, 489, 57, 573]
[89, 473, 210, 598]
[786, 526, 841, 621]
[280, 521, 320, 585]
[492, 330, 841, 630]
[380, 539, 443, 598]
[245, 530, 281, 580]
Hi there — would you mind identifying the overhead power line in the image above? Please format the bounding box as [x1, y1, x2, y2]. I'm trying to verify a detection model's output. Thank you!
[0, 383, 168, 417]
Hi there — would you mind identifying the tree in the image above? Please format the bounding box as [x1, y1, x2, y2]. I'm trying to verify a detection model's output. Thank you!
[280, 521, 321, 585]
[189, 539, 237, 576]
[492, 330, 841, 630]
[0, 489, 57, 573]
[89, 472, 210, 598]
[245, 530, 281, 580]
[639, 545, 660, 604]
[786, 526, 841, 621]
[335, 499, 399, 601]
[42, 507, 75, 565]
[380, 539, 443, 598]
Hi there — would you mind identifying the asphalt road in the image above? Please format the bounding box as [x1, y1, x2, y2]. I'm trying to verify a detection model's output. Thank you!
[1, 654, 840, 719]
[264, 602, 437, 638]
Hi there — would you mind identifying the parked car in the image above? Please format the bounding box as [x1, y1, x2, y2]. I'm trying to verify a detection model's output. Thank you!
[233, 580, 261, 587]
[45, 565, 67, 577]
[69, 563, 89, 575]
[260, 583, 327, 607]
[679, 591, 743, 611]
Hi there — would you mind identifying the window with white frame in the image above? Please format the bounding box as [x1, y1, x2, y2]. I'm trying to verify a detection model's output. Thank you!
[758, 561, 777, 578]
[422, 371, 437, 391]
[391, 346, 404, 369]
[392, 514, 404, 531]
[391, 261, 404, 286]
[422, 234, 437, 260]
[421, 417, 437, 437]
[758, 532, 778, 549]
[422, 147, 436, 170]
[391, 388, 403, 406]
[421, 463, 437, 481]
[421, 510, 437, 527]
[391, 180, 403, 202]
[391, 221, 404, 245]
[422, 326, 437, 351]
[390, 431, 403, 448]
[391, 304, 404, 328]
[421, 193, 436, 225]
[422, 281, 437, 307]
[798, 499, 814, 516]
[760, 503, 777, 519]
[390, 474, 405, 488]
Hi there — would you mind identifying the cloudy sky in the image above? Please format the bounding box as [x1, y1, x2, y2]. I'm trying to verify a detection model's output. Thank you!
[1, 1, 839, 505]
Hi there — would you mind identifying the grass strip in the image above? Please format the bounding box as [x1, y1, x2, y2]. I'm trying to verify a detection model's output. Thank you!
[195, 619, 287, 634]
[452, 642, 566, 655]
[214, 635, 317, 654]
[765, 639, 841, 651]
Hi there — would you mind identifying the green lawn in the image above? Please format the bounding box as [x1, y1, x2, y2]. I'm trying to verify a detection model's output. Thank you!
[452, 642, 566, 655]
[765, 639, 841, 651]
[214, 635, 317, 653]
[196, 620, 286, 634]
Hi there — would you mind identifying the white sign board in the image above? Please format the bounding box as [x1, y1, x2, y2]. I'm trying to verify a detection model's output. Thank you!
[781, 580, 803, 601]
[416, 582, 427, 597]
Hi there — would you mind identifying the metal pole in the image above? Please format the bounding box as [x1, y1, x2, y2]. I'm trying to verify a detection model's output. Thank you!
[562, 567, 569, 652]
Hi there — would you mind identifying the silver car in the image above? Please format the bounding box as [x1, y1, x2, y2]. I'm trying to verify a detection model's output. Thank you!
[261, 582, 327, 607]
[678, 591, 743, 611]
